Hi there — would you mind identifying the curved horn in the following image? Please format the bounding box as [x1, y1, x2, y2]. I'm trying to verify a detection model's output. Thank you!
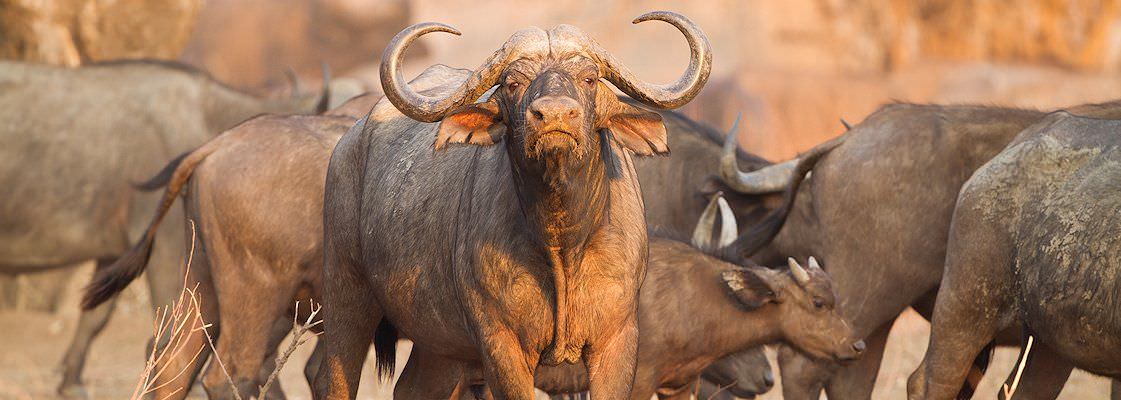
[716, 194, 738, 248]
[721, 115, 797, 194]
[840, 118, 853, 131]
[788, 257, 811, 286]
[380, 23, 541, 122]
[588, 11, 712, 109]
[692, 192, 723, 249]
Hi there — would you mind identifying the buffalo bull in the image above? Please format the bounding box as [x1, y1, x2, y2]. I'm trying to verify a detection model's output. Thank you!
[310, 12, 711, 399]
[719, 104, 1051, 399]
[909, 112, 1121, 399]
[0, 59, 326, 397]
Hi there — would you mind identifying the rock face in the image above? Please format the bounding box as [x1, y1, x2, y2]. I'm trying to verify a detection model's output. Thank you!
[0, 0, 201, 66]
[179, 0, 419, 91]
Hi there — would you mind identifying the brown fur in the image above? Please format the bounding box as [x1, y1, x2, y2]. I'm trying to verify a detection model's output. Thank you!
[78, 91, 374, 399]
[526, 238, 862, 400]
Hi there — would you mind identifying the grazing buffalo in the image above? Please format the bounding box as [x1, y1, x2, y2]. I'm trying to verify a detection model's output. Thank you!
[313, 12, 710, 399]
[0, 59, 326, 397]
[908, 112, 1121, 399]
[720, 103, 1052, 399]
[484, 194, 864, 400]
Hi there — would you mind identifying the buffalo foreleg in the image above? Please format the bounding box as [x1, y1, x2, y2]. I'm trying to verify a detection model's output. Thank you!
[479, 327, 537, 400]
[584, 316, 640, 400]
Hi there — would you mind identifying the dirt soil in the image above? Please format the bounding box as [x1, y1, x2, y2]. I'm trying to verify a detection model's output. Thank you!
[0, 274, 1109, 399]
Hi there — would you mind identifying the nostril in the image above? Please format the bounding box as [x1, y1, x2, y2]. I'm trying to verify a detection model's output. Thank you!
[565, 108, 580, 119]
[763, 370, 775, 387]
[852, 340, 866, 353]
[530, 109, 544, 120]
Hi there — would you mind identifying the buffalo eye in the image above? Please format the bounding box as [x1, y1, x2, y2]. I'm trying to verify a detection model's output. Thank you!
[507, 81, 521, 89]
[583, 77, 596, 85]
[813, 298, 826, 309]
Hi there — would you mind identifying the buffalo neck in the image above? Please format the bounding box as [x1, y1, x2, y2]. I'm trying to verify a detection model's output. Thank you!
[507, 133, 612, 365]
[679, 268, 783, 369]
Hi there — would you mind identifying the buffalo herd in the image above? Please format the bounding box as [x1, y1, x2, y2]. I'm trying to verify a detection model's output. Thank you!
[3, 9, 1120, 400]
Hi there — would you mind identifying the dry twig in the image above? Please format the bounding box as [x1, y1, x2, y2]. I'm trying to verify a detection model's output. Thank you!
[257, 301, 323, 398]
[1001, 335, 1035, 399]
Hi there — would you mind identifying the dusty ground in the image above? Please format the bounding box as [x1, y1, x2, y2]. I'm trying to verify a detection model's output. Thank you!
[0, 270, 1110, 399]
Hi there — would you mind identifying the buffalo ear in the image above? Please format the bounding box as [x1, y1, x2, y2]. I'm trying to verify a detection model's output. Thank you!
[436, 99, 505, 149]
[607, 102, 668, 156]
[722, 267, 779, 310]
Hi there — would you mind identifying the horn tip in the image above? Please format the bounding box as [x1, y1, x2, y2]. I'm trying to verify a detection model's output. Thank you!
[632, 10, 678, 24]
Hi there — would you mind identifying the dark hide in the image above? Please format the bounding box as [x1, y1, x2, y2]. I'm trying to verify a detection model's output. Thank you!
[730, 103, 1051, 399]
[909, 112, 1121, 399]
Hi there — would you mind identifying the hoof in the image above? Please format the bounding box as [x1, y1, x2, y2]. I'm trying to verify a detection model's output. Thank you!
[57, 383, 89, 399]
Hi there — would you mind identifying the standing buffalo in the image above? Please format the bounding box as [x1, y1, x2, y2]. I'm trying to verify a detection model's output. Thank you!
[81, 88, 374, 398]
[720, 103, 1052, 399]
[909, 112, 1121, 399]
[312, 12, 710, 399]
[0, 60, 326, 397]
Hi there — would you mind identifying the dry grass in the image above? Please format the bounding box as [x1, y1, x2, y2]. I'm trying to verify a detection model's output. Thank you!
[128, 220, 319, 400]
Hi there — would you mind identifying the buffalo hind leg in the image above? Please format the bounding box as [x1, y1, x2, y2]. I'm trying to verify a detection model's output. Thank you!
[57, 259, 118, 398]
[394, 346, 472, 399]
[585, 317, 639, 400]
[202, 278, 294, 399]
[149, 254, 221, 400]
[907, 228, 1013, 399]
[996, 339, 1072, 400]
[311, 262, 380, 399]
[303, 335, 327, 391]
[252, 317, 300, 400]
[477, 326, 537, 400]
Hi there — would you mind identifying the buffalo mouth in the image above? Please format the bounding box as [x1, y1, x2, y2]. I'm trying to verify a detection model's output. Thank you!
[529, 130, 581, 157]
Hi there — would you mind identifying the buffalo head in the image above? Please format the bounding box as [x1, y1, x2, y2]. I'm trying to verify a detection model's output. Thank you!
[721, 256, 865, 362]
[379, 12, 711, 169]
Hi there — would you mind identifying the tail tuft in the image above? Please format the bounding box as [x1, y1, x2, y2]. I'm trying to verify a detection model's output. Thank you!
[81, 237, 155, 309]
[372, 320, 398, 380]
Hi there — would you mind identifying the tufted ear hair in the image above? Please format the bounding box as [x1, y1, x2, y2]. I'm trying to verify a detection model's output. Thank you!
[596, 87, 668, 156]
[721, 267, 781, 310]
[436, 98, 506, 149]
[607, 101, 668, 156]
